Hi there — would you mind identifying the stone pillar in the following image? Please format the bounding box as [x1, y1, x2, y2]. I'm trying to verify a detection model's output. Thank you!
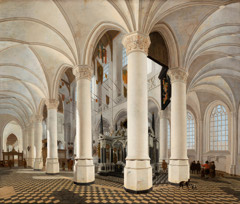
[27, 122, 35, 168]
[159, 110, 168, 168]
[0, 131, 3, 160]
[197, 120, 203, 162]
[230, 112, 237, 175]
[122, 32, 152, 193]
[34, 115, 43, 170]
[25, 125, 30, 164]
[22, 127, 28, 159]
[73, 65, 95, 184]
[168, 68, 189, 183]
[46, 99, 59, 174]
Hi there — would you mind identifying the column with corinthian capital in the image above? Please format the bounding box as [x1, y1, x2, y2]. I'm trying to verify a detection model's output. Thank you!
[122, 32, 152, 193]
[22, 126, 28, 159]
[168, 68, 189, 183]
[27, 122, 35, 168]
[230, 112, 237, 175]
[73, 65, 95, 184]
[34, 115, 43, 170]
[159, 110, 168, 169]
[46, 99, 59, 174]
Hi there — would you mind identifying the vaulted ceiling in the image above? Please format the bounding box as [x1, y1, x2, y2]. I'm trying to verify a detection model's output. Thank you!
[0, 0, 239, 127]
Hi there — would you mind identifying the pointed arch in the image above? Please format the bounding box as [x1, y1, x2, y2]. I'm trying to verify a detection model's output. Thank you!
[83, 22, 127, 66]
[150, 23, 180, 68]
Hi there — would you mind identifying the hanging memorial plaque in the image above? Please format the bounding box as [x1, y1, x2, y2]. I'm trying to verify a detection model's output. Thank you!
[147, 56, 171, 110]
[159, 66, 171, 110]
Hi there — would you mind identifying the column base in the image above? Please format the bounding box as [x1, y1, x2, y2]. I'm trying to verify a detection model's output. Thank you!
[168, 159, 189, 183]
[230, 165, 236, 175]
[124, 160, 152, 193]
[34, 158, 43, 170]
[46, 158, 59, 174]
[124, 187, 152, 194]
[27, 158, 35, 168]
[74, 159, 95, 184]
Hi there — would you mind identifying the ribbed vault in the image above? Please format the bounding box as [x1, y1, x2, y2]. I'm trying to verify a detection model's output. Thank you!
[0, 0, 239, 137]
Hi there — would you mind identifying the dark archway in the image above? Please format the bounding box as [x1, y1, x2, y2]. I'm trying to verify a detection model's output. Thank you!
[148, 32, 169, 66]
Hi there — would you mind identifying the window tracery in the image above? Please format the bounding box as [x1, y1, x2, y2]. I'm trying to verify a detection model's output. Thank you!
[103, 63, 109, 82]
[187, 111, 195, 149]
[210, 105, 228, 151]
[122, 47, 128, 68]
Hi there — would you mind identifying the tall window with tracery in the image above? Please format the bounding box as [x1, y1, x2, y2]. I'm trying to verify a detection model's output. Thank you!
[210, 105, 228, 151]
[167, 120, 170, 149]
[122, 47, 128, 67]
[187, 111, 195, 149]
[103, 63, 109, 82]
[90, 77, 95, 101]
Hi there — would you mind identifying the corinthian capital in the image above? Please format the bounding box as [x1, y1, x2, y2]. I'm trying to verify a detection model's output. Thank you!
[46, 99, 59, 109]
[73, 65, 93, 81]
[35, 115, 43, 123]
[122, 32, 151, 55]
[168, 68, 188, 83]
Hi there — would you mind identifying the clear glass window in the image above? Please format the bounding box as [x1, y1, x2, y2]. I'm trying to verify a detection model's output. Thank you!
[210, 105, 228, 151]
[103, 63, 109, 82]
[122, 47, 128, 67]
[187, 111, 195, 149]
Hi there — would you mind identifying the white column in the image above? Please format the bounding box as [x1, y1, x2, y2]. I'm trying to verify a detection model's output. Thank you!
[122, 32, 152, 193]
[197, 120, 203, 162]
[230, 112, 237, 175]
[27, 122, 35, 168]
[22, 127, 28, 159]
[34, 115, 43, 170]
[168, 68, 189, 183]
[159, 110, 168, 165]
[46, 99, 59, 174]
[73, 65, 95, 184]
[0, 131, 3, 160]
[25, 125, 29, 163]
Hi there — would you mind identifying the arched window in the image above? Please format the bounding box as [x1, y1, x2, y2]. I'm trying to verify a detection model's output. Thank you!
[187, 111, 195, 149]
[167, 120, 170, 149]
[210, 105, 228, 151]
[90, 77, 95, 101]
[122, 47, 128, 67]
[103, 63, 109, 82]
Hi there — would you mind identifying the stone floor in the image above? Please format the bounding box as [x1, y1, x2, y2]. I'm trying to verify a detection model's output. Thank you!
[0, 168, 240, 203]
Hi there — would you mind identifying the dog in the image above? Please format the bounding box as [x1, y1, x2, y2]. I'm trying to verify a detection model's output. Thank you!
[190, 183, 197, 189]
[179, 179, 191, 189]
[179, 179, 197, 190]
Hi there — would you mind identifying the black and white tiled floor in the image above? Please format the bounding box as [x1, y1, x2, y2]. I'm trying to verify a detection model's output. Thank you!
[0, 168, 240, 203]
